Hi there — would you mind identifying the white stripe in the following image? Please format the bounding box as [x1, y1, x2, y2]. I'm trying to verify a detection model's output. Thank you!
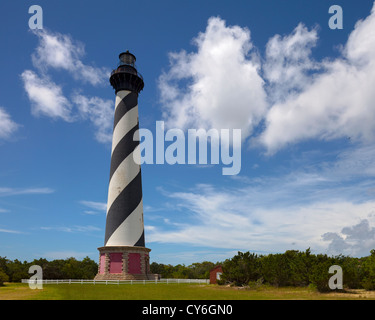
[115, 90, 131, 109]
[111, 106, 139, 155]
[105, 200, 144, 246]
[106, 152, 140, 214]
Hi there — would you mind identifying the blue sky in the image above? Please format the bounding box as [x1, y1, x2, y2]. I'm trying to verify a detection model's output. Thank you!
[1, 0, 375, 265]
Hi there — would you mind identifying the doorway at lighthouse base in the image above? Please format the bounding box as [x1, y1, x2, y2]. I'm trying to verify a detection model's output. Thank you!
[94, 246, 158, 280]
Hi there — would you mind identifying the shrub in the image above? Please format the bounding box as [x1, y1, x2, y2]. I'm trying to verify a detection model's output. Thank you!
[0, 269, 9, 286]
[341, 256, 363, 289]
[309, 258, 336, 293]
[221, 252, 260, 286]
[248, 278, 264, 289]
[361, 250, 375, 290]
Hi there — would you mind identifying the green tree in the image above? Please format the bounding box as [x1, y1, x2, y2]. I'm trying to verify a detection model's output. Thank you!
[261, 253, 290, 287]
[79, 256, 98, 279]
[341, 256, 362, 289]
[43, 259, 65, 279]
[150, 263, 176, 278]
[309, 255, 336, 292]
[61, 257, 83, 279]
[0, 269, 9, 286]
[171, 264, 190, 279]
[150, 262, 164, 276]
[6, 259, 29, 282]
[361, 250, 375, 290]
[0, 257, 9, 273]
[221, 251, 260, 286]
[282, 249, 314, 286]
[188, 261, 215, 279]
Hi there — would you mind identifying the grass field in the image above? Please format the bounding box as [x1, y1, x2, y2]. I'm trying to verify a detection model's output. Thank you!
[1, 283, 375, 300]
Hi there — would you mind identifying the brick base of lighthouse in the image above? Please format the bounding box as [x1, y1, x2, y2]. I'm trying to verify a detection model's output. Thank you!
[94, 246, 158, 280]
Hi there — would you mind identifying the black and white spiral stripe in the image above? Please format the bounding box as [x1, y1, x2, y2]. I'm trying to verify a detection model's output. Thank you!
[104, 90, 145, 247]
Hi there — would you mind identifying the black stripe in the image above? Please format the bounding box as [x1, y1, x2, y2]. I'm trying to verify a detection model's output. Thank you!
[109, 123, 139, 181]
[113, 92, 138, 129]
[134, 230, 145, 247]
[104, 170, 143, 245]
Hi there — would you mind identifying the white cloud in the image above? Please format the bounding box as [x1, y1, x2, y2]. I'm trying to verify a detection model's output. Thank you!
[258, 4, 375, 153]
[159, 16, 268, 140]
[21, 70, 73, 121]
[83, 210, 100, 215]
[0, 187, 54, 197]
[80, 200, 107, 212]
[21, 69, 113, 142]
[263, 23, 319, 102]
[147, 145, 375, 256]
[32, 29, 109, 86]
[323, 219, 375, 257]
[0, 107, 19, 140]
[72, 94, 113, 143]
[147, 181, 375, 256]
[329, 145, 375, 179]
[0, 228, 24, 234]
[41, 225, 100, 233]
[159, 4, 375, 155]
[22, 29, 113, 144]
[152, 249, 238, 265]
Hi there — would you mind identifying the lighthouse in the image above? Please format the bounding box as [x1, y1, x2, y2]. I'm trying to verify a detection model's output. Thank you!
[95, 51, 154, 280]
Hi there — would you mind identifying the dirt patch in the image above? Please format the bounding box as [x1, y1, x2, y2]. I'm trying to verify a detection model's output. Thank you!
[206, 284, 375, 300]
[0, 283, 41, 300]
[325, 289, 375, 299]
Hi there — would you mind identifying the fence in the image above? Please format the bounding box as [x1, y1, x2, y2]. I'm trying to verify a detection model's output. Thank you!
[21, 278, 209, 285]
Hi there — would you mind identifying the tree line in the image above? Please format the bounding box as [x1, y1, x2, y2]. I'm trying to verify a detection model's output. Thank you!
[1, 249, 375, 293]
[150, 261, 216, 279]
[219, 249, 375, 292]
[0, 256, 98, 285]
[0, 256, 215, 285]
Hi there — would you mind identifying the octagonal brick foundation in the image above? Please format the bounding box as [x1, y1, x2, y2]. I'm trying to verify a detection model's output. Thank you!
[94, 246, 158, 280]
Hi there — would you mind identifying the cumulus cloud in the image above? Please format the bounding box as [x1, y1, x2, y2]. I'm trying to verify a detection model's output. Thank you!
[263, 23, 319, 102]
[259, 4, 375, 153]
[0, 107, 19, 140]
[21, 29, 113, 144]
[21, 70, 73, 121]
[159, 17, 267, 140]
[31, 29, 109, 86]
[323, 219, 375, 257]
[72, 94, 113, 143]
[159, 4, 375, 154]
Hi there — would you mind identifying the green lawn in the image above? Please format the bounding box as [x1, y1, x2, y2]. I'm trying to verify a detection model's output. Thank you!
[1, 283, 375, 300]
